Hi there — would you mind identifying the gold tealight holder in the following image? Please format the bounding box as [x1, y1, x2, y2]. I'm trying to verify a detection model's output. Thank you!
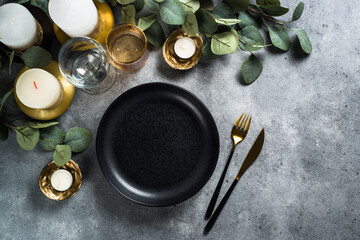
[53, 0, 114, 45]
[39, 160, 82, 201]
[106, 24, 149, 72]
[163, 28, 203, 70]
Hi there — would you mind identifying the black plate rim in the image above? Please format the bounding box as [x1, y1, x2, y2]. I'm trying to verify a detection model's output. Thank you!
[96, 82, 219, 207]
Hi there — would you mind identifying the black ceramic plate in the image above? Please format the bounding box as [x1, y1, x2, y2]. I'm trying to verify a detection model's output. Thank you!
[96, 83, 219, 206]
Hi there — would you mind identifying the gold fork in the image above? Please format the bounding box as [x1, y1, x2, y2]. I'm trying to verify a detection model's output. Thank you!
[205, 113, 251, 219]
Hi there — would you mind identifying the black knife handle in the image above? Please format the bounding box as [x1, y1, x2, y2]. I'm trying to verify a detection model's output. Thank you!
[205, 149, 235, 219]
[204, 179, 238, 233]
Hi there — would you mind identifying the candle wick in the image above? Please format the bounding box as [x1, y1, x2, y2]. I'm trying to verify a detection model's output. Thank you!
[33, 81, 38, 89]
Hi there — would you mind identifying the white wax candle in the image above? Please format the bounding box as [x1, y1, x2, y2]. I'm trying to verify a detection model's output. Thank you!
[51, 169, 73, 191]
[0, 3, 38, 50]
[174, 37, 196, 59]
[16, 68, 63, 109]
[48, 0, 98, 38]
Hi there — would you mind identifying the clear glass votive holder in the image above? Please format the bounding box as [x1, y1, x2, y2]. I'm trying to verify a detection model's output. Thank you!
[58, 37, 115, 95]
[106, 24, 149, 72]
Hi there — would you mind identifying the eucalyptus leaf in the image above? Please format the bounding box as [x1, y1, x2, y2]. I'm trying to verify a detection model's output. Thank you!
[53, 145, 72, 166]
[30, 0, 48, 14]
[26, 121, 59, 129]
[154, 0, 165, 2]
[159, 0, 186, 25]
[133, 0, 145, 11]
[5, 91, 19, 109]
[179, 0, 200, 13]
[211, 3, 235, 18]
[117, 0, 136, 4]
[224, 0, 249, 12]
[215, 18, 241, 26]
[15, 0, 29, 3]
[0, 56, 2, 72]
[15, 126, 39, 151]
[238, 11, 260, 29]
[268, 25, 290, 51]
[144, 0, 159, 11]
[295, 29, 312, 54]
[211, 31, 238, 55]
[20, 46, 52, 69]
[182, 11, 198, 36]
[0, 88, 14, 112]
[241, 54, 262, 84]
[39, 126, 65, 151]
[144, 21, 166, 47]
[106, 0, 118, 7]
[203, 38, 219, 59]
[260, 5, 289, 16]
[292, 2, 304, 21]
[238, 26, 264, 51]
[64, 127, 93, 153]
[0, 122, 9, 141]
[8, 51, 14, 74]
[168, 24, 181, 33]
[138, 14, 157, 31]
[256, 0, 280, 6]
[195, 9, 218, 35]
[121, 4, 136, 24]
[200, 0, 214, 10]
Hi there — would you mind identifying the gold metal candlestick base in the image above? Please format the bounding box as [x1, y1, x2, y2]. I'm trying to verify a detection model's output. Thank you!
[14, 61, 75, 121]
[39, 160, 82, 201]
[53, 0, 114, 45]
[163, 28, 203, 70]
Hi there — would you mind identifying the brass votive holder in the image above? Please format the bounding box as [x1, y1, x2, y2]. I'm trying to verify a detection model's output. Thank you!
[163, 28, 203, 70]
[39, 160, 82, 201]
[106, 24, 149, 72]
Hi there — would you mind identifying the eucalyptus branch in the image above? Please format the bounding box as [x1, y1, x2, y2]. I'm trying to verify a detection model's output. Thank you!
[40, 137, 58, 150]
[247, 7, 284, 26]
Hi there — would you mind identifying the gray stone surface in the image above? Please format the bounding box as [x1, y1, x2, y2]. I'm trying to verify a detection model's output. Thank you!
[1, 0, 360, 239]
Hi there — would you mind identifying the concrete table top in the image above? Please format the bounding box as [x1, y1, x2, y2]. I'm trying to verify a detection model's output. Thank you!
[0, 0, 359, 239]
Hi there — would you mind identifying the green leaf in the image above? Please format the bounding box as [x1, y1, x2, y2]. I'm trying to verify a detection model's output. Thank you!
[195, 9, 218, 35]
[138, 14, 157, 31]
[133, 0, 145, 11]
[30, 0, 49, 14]
[0, 122, 9, 141]
[15, 0, 30, 3]
[159, 0, 187, 25]
[98, 0, 106, 2]
[64, 127, 93, 153]
[182, 11, 198, 36]
[0, 88, 14, 112]
[241, 54, 262, 84]
[211, 3, 234, 18]
[117, 0, 136, 4]
[292, 2, 304, 21]
[5, 91, 19, 109]
[0, 55, 2, 72]
[224, 0, 249, 12]
[8, 51, 14, 74]
[179, 0, 200, 12]
[121, 4, 136, 24]
[203, 38, 219, 59]
[268, 25, 290, 51]
[144, 20, 166, 47]
[144, 0, 159, 11]
[238, 26, 264, 51]
[211, 31, 238, 55]
[256, 0, 280, 6]
[215, 18, 241, 26]
[295, 29, 312, 54]
[260, 5, 289, 16]
[20, 46, 52, 69]
[15, 126, 39, 150]
[39, 126, 65, 151]
[53, 145, 72, 166]
[106, 0, 118, 7]
[200, 0, 214, 10]
[26, 121, 59, 129]
[238, 11, 260, 29]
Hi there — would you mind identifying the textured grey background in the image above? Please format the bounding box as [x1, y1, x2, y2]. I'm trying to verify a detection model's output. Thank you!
[1, 0, 359, 239]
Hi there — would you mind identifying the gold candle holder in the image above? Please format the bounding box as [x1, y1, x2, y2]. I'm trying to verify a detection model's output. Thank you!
[163, 28, 203, 70]
[106, 24, 149, 72]
[39, 160, 82, 201]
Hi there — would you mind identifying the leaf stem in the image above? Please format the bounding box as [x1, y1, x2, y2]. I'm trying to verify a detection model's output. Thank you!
[247, 7, 284, 26]
[40, 137, 57, 150]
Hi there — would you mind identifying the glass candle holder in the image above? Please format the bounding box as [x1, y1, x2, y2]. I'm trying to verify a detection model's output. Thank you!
[106, 24, 149, 72]
[58, 37, 115, 95]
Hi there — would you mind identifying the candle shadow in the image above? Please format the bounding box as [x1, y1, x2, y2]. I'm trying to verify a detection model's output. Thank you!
[155, 57, 194, 81]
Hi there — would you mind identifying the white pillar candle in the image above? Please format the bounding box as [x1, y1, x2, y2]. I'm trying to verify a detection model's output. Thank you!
[51, 169, 73, 191]
[174, 37, 196, 59]
[16, 68, 63, 109]
[48, 0, 98, 38]
[0, 3, 38, 50]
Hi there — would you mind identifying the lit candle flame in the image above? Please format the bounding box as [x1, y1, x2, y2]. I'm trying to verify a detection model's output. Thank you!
[33, 81, 38, 89]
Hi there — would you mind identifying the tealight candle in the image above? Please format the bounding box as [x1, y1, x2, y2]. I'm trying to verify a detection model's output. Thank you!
[16, 68, 63, 109]
[51, 169, 73, 191]
[174, 37, 196, 59]
[0, 3, 41, 51]
[48, 0, 99, 38]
